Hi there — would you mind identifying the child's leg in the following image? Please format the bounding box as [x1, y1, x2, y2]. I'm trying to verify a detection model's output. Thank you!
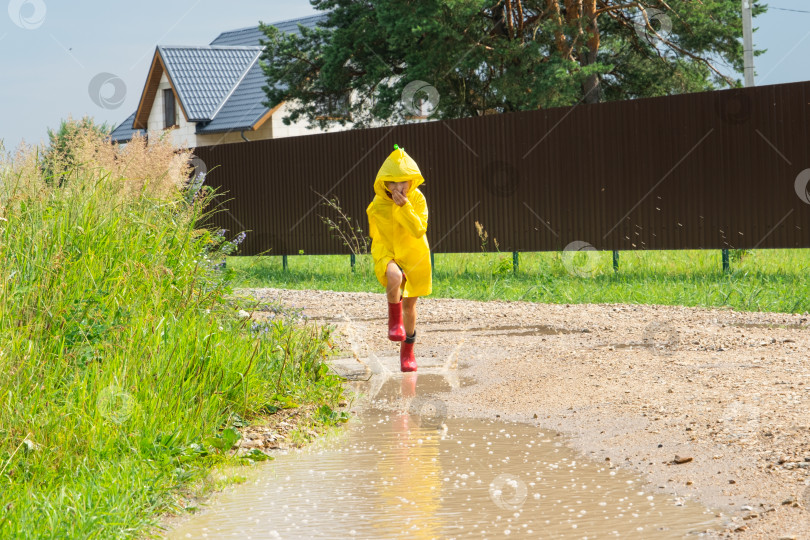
[386, 260, 406, 342]
[385, 260, 403, 303]
[402, 297, 417, 337]
[400, 296, 418, 372]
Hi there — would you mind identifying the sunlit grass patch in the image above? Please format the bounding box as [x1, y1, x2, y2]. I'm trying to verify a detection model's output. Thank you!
[229, 249, 810, 313]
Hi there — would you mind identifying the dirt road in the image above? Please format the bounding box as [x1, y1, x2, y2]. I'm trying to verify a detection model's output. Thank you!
[245, 287, 810, 538]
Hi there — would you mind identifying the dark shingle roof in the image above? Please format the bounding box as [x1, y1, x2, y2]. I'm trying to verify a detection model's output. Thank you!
[194, 62, 269, 134]
[111, 13, 328, 143]
[210, 13, 328, 46]
[158, 45, 262, 121]
[196, 14, 328, 134]
[110, 111, 143, 143]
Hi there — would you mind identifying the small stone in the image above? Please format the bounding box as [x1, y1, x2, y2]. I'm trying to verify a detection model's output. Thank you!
[673, 455, 693, 464]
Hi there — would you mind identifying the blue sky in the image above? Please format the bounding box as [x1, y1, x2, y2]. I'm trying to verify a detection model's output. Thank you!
[1, 0, 808, 149]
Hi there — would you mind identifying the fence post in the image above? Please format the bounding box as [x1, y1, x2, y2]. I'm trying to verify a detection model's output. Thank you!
[350, 253, 356, 272]
[722, 249, 730, 273]
[282, 254, 288, 271]
[612, 250, 619, 273]
[513, 251, 519, 274]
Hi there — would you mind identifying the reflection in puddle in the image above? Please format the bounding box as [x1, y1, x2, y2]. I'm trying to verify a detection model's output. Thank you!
[373, 373, 470, 401]
[166, 374, 718, 539]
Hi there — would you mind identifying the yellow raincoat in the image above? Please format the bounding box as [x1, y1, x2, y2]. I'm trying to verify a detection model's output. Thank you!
[366, 147, 432, 298]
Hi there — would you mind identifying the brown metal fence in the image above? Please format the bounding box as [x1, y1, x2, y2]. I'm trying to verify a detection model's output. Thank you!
[193, 80, 810, 256]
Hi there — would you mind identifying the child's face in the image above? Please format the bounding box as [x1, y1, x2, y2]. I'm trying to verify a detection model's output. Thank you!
[385, 181, 410, 197]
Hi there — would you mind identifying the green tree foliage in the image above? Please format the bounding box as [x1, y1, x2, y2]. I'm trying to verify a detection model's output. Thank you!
[259, 0, 767, 128]
[41, 116, 111, 184]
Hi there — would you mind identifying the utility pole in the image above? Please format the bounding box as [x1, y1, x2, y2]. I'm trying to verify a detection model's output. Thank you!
[742, 0, 755, 87]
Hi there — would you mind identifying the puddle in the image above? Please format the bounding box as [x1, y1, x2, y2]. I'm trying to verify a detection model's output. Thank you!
[372, 373, 473, 401]
[693, 363, 763, 370]
[166, 374, 719, 539]
[305, 315, 386, 323]
[603, 341, 678, 354]
[727, 321, 805, 330]
[431, 324, 574, 336]
[307, 316, 458, 326]
[607, 342, 656, 350]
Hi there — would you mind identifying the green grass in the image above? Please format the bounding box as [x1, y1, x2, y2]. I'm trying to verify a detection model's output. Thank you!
[229, 249, 810, 313]
[0, 170, 345, 538]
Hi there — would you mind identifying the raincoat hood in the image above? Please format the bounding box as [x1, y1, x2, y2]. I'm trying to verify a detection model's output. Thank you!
[373, 145, 425, 199]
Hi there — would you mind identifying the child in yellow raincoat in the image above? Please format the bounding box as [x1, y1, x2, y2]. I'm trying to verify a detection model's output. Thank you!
[366, 145, 432, 372]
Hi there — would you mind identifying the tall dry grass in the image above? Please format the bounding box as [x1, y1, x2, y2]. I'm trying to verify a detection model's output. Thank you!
[0, 124, 344, 538]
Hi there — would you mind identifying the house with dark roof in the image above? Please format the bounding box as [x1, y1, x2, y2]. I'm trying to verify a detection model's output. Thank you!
[110, 14, 345, 147]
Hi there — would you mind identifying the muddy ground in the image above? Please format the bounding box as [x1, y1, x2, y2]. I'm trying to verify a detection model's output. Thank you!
[244, 287, 810, 539]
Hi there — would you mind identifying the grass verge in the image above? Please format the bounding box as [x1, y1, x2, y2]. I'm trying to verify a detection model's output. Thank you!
[0, 128, 345, 538]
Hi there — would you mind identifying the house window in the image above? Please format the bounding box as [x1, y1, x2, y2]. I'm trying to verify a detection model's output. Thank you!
[163, 89, 177, 129]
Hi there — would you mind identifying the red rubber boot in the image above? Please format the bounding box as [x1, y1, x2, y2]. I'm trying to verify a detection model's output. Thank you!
[388, 301, 406, 341]
[400, 331, 417, 372]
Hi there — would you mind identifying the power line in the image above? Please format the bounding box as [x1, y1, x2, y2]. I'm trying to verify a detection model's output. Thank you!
[769, 6, 810, 13]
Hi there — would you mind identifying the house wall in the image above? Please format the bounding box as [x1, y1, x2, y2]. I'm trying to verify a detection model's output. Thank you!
[270, 102, 348, 138]
[147, 73, 198, 148]
[194, 102, 349, 147]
